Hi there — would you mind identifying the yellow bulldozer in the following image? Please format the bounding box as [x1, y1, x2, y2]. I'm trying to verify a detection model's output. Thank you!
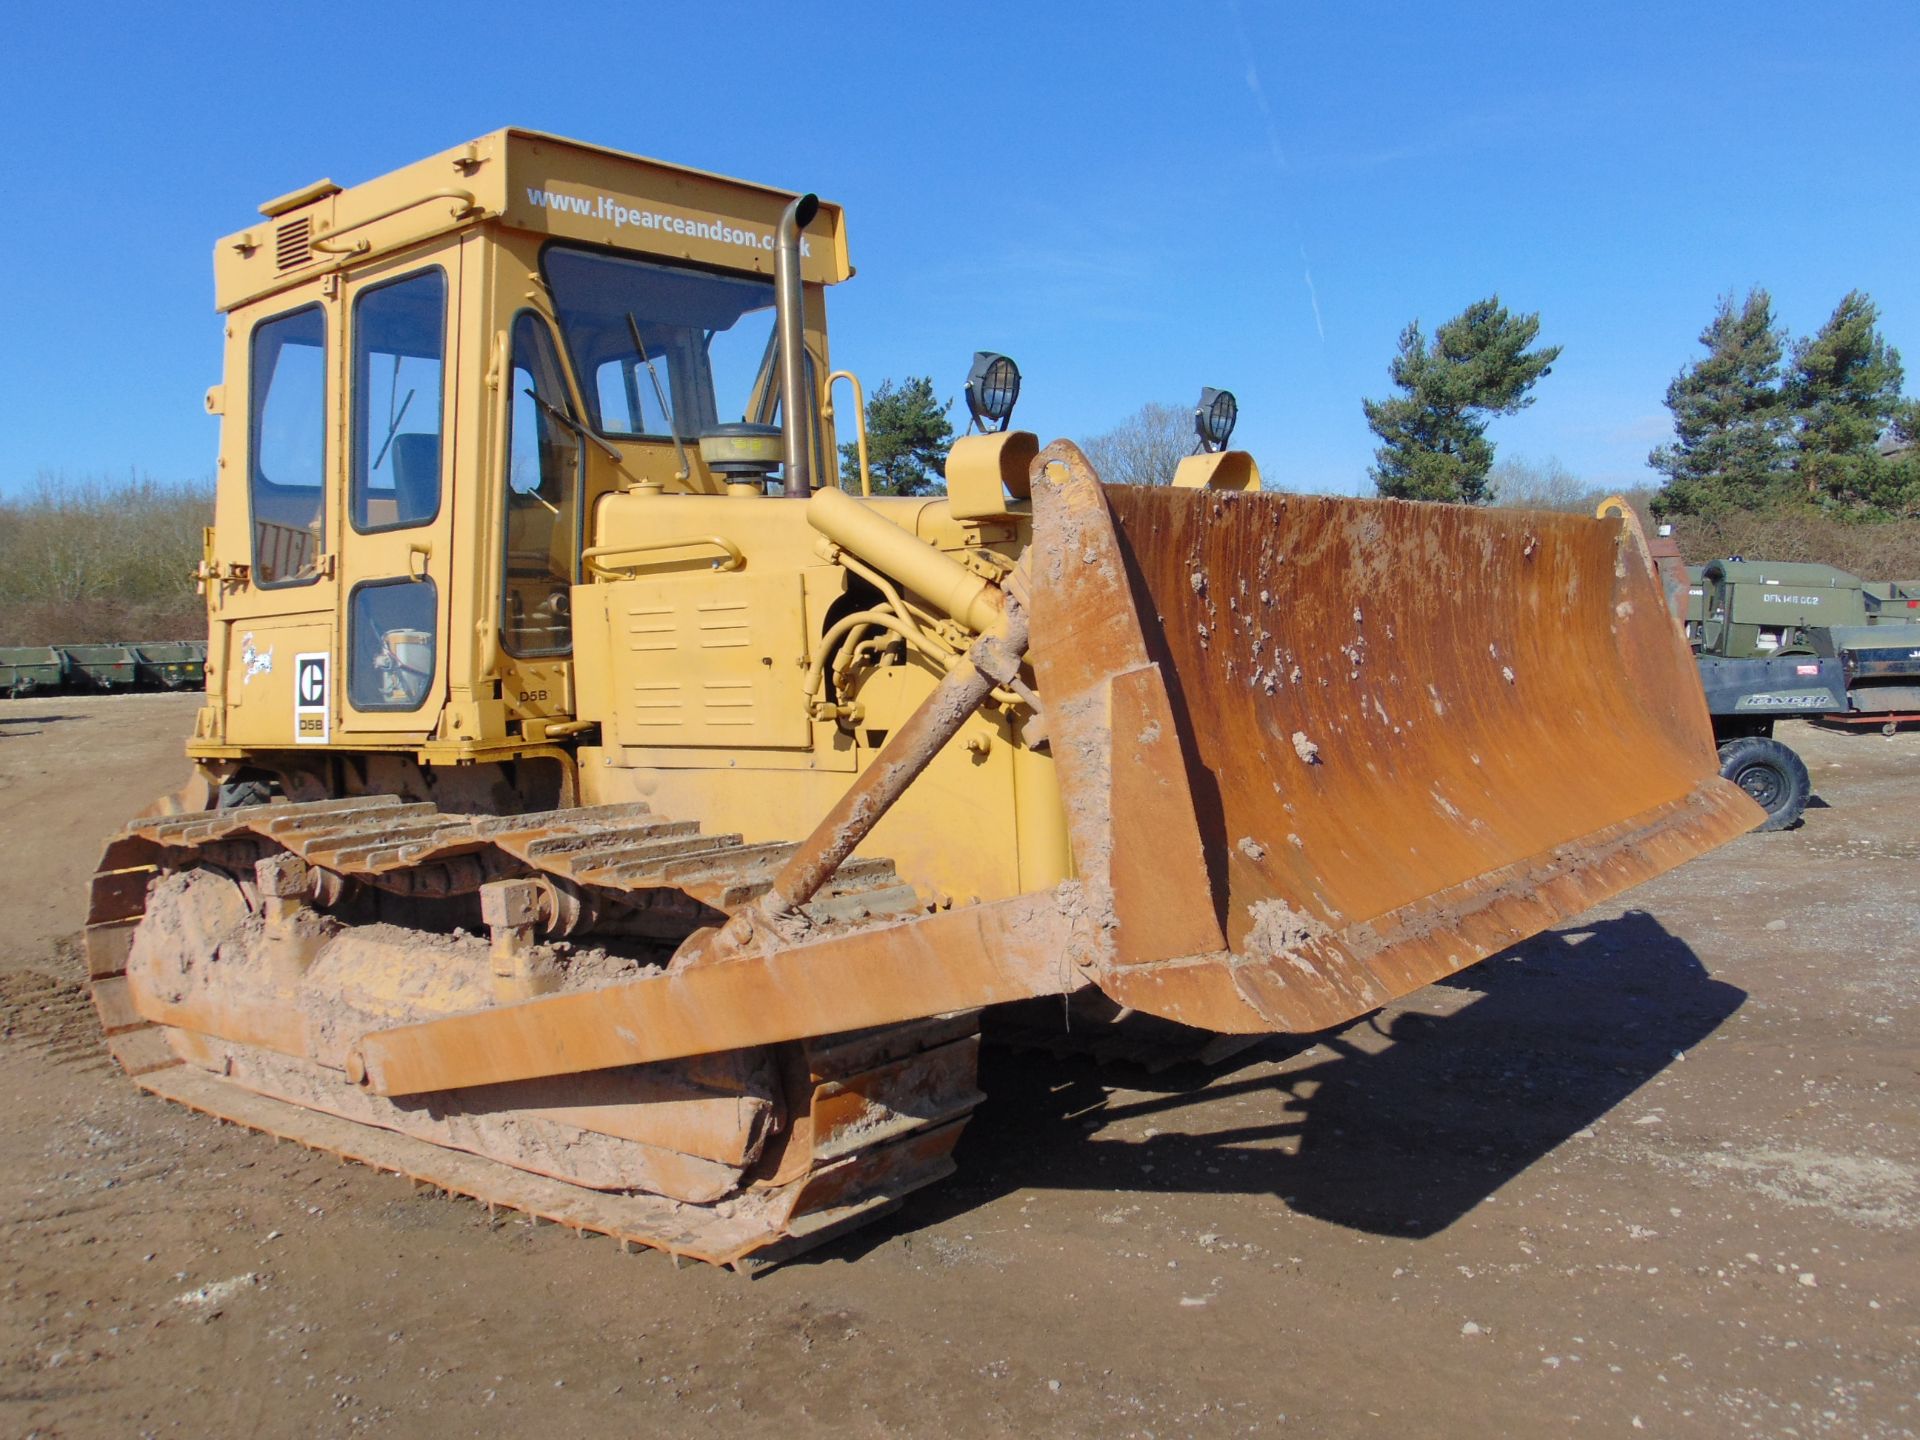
[85, 129, 1760, 1269]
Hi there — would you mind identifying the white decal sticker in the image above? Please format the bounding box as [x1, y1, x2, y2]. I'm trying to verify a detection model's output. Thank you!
[240, 632, 273, 684]
[522, 184, 812, 257]
[293, 652, 329, 745]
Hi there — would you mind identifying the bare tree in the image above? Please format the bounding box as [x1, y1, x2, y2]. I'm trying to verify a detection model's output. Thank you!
[0, 472, 212, 644]
[1487, 455, 1588, 511]
[1081, 402, 1193, 486]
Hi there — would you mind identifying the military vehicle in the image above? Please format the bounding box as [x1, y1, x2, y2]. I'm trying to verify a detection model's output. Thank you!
[61, 643, 140, 690]
[1695, 560, 1871, 656]
[1, 646, 66, 698]
[83, 130, 1759, 1268]
[1624, 519, 1833, 829]
[1695, 560, 1920, 733]
[132, 641, 208, 690]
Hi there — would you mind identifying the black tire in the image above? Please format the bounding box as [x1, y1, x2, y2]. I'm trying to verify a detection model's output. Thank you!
[216, 777, 276, 810]
[1717, 736, 1811, 832]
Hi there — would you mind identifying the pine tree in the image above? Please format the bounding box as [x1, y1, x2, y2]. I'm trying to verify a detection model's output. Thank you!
[1648, 289, 1788, 516]
[1363, 297, 1560, 504]
[839, 377, 954, 497]
[1784, 291, 1915, 515]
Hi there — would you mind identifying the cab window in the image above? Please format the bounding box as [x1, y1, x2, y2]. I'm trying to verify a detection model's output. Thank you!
[348, 577, 438, 711]
[248, 304, 326, 586]
[351, 269, 446, 532]
[502, 313, 581, 657]
[542, 247, 777, 441]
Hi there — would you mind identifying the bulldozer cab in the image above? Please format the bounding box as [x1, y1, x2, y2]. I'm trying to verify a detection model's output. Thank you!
[195, 130, 848, 767]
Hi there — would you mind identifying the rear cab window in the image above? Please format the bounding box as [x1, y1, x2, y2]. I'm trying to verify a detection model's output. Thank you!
[248, 305, 327, 586]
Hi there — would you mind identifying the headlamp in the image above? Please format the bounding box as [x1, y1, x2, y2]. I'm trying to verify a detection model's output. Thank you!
[1194, 388, 1237, 452]
[964, 352, 1021, 432]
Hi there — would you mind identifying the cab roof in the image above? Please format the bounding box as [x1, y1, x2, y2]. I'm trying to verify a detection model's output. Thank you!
[213, 128, 849, 312]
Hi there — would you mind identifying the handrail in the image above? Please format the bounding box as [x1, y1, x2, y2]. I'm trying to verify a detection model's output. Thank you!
[582, 535, 745, 578]
[309, 189, 479, 255]
[822, 370, 872, 496]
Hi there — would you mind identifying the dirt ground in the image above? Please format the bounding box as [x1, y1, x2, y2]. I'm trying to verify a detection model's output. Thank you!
[2, 692, 1915, 1439]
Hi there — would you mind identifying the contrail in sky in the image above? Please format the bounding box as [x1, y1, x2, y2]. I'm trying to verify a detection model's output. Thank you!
[1239, 51, 1290, 172]
[1300, 246, 1326, 341]
[1228, 0, 1325, 345]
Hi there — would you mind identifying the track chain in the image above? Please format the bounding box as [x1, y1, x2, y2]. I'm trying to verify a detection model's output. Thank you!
[82, 795, 980, 1270]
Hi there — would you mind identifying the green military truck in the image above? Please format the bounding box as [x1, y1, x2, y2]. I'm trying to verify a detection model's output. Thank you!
[1695, 560, 1920, 733]
[1695, 560, 1869, 655]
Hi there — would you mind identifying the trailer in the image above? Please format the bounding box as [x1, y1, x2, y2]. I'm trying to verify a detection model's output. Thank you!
[0, 647, 66, 698]
[59, 644, 140, 690]
[132, 642, 208, 691]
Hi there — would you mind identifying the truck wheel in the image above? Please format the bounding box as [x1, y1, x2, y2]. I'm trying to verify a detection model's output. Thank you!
[1717, 736, 1810, 832]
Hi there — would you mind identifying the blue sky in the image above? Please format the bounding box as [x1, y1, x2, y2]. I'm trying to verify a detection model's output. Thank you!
[2, 1, 1914, 498]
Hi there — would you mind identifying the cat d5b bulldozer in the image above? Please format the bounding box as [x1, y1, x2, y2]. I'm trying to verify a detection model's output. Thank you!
[85, 129, 1761, 1268]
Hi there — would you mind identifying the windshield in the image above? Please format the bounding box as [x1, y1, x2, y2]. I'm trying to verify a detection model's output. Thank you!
[543, 247, 777, 441]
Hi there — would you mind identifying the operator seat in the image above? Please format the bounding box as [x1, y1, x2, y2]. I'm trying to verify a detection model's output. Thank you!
[389, 433, 441, 525]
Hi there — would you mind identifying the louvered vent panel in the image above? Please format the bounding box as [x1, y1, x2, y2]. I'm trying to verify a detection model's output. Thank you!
[275, 217, 312, 271]
[610, 573, 810, 750]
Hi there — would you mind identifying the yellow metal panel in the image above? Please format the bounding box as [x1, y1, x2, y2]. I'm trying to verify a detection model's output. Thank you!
[220, 617, 332, 749]
[215, 128, 850, 314]
[1171, 450, 1262, 491]
[945, 431, 1038, 520]
[609, 572, 811, 750]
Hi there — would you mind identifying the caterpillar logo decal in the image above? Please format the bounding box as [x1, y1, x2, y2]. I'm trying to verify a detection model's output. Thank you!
[294, 652, 329, 745]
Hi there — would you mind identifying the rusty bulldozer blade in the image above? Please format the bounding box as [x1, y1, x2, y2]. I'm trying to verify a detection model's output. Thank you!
[1029, 441, 1762, 1033]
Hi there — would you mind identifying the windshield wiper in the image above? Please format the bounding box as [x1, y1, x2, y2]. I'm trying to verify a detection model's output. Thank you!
[523, 387, 621, 462]
[626, 313, 692, 482]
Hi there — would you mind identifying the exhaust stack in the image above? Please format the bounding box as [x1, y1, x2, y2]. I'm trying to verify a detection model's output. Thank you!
[775, 193, 819, 498]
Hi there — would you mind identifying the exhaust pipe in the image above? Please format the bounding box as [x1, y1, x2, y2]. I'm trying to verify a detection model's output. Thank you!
[776, 193, 819, 498]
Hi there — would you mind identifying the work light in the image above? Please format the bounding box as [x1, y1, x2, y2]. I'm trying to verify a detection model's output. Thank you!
[1194, 388, 1237, 452]
[964, 353, 1021, 432]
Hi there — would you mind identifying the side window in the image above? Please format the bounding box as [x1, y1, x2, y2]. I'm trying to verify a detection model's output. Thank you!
[502, 313, 581, 657]
[351, 269, 446, 532]
[249, 305, 326, 586]
[348, 577, 438, 711]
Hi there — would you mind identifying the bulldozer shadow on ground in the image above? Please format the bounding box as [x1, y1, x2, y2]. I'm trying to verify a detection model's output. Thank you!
[0, 713, 86, 737]
[832, 909, 1744, 1260]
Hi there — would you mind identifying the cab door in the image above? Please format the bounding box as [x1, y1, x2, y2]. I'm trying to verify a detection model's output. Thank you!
[335, 250, 462, 737]
[213, 286, 342, 751]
